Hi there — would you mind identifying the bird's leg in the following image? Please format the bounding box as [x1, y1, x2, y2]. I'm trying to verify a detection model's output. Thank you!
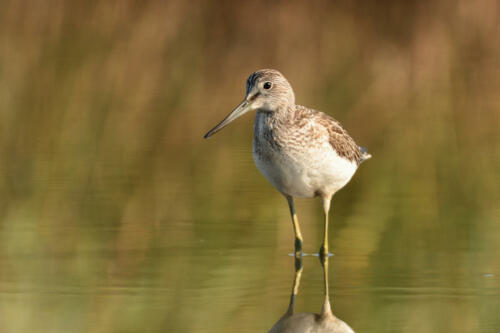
[319, 195, 332, 258]
[286, 196, 303, 256]
[319, 250, 333, 318]
[285, 255, 304, 316]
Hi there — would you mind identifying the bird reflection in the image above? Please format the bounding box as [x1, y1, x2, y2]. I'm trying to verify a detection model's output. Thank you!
[268, 255, 354, 333]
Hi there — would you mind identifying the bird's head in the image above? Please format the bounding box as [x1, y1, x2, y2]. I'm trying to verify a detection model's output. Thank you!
[204, 69, 295, 138]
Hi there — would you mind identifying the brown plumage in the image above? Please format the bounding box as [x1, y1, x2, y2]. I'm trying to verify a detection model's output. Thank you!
[204, 69, 371, 255]
[293, 105, 368, 164]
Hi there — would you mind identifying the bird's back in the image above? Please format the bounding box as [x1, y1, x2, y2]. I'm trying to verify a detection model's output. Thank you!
[292, 105, 368, 165]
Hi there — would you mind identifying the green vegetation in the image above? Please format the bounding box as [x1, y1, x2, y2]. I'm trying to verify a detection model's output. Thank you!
[0, 1, 499, 332]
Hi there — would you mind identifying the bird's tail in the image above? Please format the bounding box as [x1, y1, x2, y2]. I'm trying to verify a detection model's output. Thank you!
[359, 146, 372, 164]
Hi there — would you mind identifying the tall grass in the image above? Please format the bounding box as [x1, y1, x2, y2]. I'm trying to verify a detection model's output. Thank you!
[0, 1, 499, 332]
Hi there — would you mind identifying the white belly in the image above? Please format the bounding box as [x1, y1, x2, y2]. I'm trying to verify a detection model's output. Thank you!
[252, 141, 358, 198]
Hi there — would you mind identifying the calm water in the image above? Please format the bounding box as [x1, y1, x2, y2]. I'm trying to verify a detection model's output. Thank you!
[1, 1, 500, 332]
[1, 148, 500, 333]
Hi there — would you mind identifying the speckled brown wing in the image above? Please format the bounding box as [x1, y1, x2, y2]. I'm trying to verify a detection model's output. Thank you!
[295, 105, 363, 164]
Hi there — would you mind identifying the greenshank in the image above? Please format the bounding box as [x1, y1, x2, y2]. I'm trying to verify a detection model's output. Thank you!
[204, 69, 371, 256]
[268, 255, 354, 333]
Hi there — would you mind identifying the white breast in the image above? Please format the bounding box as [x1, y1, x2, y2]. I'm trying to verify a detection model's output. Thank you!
[253, 138, 357, 198]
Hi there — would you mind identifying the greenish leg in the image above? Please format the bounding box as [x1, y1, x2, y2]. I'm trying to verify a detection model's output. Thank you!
[285, 255, 304, 316]
[319, 248, 332, 317]
[286, 196, 303, 255]
[319, 195, 332, 257]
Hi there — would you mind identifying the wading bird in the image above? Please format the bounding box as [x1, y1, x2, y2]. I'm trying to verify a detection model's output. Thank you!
[268, 255, 354, 333]
[204, 69, 370, 256]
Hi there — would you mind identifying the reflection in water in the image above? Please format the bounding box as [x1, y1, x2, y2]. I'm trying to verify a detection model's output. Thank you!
[269, 255, 354, 333]
[1, 1, 500, 332]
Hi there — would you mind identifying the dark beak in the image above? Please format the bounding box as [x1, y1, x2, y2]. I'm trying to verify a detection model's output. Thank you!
[204, 100, 251, 139]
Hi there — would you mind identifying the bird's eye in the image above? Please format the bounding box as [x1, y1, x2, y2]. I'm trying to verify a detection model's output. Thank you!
[263, 82, 272, 90]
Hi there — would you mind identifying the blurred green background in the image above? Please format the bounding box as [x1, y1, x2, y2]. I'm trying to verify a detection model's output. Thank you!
[1, 1, 500, 332]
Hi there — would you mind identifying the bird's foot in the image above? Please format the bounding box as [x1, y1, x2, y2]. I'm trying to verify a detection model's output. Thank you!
[319, 244, 329, 259]
[294, 238, 303, 257]
[294, 255, 303, 270]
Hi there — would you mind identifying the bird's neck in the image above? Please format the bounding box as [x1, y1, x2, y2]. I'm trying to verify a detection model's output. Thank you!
[254, 104, 296, 138]
[264, 104, 296, 123]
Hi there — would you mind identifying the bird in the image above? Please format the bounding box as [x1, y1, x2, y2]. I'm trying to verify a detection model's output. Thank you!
[204, 69, 370, 256]
[268, 255, 354, 333]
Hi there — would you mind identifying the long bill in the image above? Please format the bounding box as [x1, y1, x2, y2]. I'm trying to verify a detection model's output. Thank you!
[204, 100, 251, 138]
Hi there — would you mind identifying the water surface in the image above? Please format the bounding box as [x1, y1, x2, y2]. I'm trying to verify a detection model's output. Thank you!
[1, 1, 500, 332]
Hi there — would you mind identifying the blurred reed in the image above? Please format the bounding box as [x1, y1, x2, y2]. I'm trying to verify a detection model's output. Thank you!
[0, 1, 499, 332]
